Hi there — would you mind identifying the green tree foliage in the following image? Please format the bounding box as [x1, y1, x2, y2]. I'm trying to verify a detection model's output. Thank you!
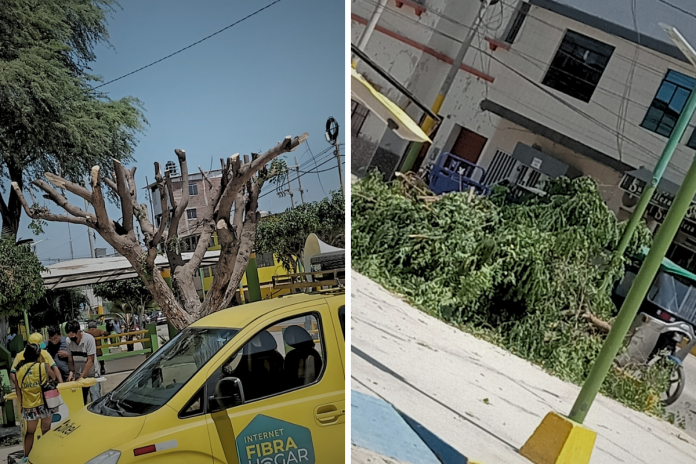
[29, 287, 88, 329]
[0, 240, 45, 314]
[352, 173, 671, 415]
[93, 278, 155, 324]
[256, 191, 345, 272]
[0, 0, 147, 238]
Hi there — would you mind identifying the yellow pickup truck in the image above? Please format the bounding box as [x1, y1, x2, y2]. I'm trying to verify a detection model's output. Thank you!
[27, 290, 345, 464]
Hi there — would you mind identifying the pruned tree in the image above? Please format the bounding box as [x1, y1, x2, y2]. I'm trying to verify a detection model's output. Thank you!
[12, 133, 308, 329]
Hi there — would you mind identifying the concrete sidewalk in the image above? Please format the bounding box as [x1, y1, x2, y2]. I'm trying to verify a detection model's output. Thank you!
[351, 272, 696, 463]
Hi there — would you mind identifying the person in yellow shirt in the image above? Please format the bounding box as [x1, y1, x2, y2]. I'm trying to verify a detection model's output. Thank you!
[15, 343, 58, 462]
[10, 333, 62, 387]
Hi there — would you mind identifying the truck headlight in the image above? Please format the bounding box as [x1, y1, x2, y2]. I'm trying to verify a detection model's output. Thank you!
[85, 450, 120, 464]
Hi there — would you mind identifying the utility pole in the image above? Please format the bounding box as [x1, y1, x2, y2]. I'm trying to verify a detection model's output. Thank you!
[334, 142, 344, 194]
[400, 0, 497, 173]
[294, 156, 306, 204]
[356, 0, 389, 54]
[67, 224, 74, 260]
[326, 117, 344, 193]
[285, 166, 295, 209]
[568, 24, 696, 425]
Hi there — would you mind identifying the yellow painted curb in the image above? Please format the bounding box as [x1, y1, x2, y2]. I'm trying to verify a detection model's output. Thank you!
[520, 411, 596, 464]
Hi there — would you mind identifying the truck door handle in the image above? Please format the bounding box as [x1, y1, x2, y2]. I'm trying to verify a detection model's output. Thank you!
[315, 405, 344, 424]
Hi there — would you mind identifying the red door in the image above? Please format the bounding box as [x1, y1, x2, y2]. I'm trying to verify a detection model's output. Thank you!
[450, 126, 487, 164]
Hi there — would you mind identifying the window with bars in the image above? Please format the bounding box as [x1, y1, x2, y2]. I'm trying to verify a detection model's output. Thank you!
[542, 30, 614, 103]
[186, 208, 197, 220]
[504, 2, 530, 44]
[255, 252, 275, 268]
[642, 70, 696, 145]
[189, 183, 198, 196]
[351, 100, 370, 137]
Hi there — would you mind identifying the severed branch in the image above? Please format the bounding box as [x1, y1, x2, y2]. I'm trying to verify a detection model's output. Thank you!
[583, 312, 612, 333]
[113, 160, 135, 239]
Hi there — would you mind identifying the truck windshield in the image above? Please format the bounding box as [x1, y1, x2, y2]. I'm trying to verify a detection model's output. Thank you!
[90, 327, 238, 417]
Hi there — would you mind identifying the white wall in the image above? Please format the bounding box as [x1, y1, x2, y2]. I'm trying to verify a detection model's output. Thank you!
[352, 0, 696, 187]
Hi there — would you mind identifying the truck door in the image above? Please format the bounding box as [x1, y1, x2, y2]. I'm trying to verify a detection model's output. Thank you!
[206, 304, 345, 463]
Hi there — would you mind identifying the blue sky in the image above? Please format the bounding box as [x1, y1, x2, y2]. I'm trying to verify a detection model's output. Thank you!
[12, 0, 345, 263]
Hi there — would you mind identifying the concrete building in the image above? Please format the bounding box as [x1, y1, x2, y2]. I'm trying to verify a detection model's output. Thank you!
[352, 0, 696, 272]
[146, 166, 223, 252]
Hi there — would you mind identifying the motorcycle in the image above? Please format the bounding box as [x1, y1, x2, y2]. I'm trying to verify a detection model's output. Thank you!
[614, 251, 696, 405]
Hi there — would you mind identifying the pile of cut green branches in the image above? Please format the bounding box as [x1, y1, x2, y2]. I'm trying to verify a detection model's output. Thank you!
[352, 171, 671, 416]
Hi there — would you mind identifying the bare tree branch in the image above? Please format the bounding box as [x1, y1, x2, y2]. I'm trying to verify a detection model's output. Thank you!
[102, 176, 118, 194]
[11, 182, 91, 227]
[44, 172, 92, 202]
[198, 166, 213, 189]
[32, 180, 90, 218]
[146, 163, 170, 268]
[167, 149, 190, 241]
[89, 166, 114, 234]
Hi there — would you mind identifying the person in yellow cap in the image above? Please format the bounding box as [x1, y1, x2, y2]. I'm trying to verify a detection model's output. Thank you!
[10, 333, 63, 393]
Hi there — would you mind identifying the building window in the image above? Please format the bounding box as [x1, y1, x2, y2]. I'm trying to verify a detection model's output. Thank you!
[183, 235, 200, 251]
[155, 214, 162, 227]
[255, 253, 275, 268]
[542, 30, 614, 103]
[189, 184, 198, 196]
[186, 208, 197, 220]
[351, 100, 370, 137]
[504, 2, 530, 44]
[642, 70, 696, 139]
[202, 267, 210, 278]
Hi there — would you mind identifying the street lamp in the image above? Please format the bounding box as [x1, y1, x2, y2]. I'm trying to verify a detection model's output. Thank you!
[522, 25, 696, 464]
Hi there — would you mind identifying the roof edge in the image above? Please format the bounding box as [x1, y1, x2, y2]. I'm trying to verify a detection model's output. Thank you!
[527, 0, 689, 64]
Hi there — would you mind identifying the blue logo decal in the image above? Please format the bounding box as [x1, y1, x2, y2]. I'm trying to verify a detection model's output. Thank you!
[236, 415, 315, 464]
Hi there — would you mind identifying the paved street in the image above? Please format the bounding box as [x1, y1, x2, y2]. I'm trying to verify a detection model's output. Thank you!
[666, 354, 696, 438]
[351, 271, 696, 463]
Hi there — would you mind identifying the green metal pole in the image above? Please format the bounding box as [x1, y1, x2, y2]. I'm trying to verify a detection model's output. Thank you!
[602, 82, 696, 289]
[246, 255, 262, 302]
[23, 308, 30, 341]
[569, 150, 696, 424]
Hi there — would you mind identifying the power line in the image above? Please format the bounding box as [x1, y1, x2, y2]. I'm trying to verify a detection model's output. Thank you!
[657, 0, 696, 20]
[355, 2, 690, 170]
[89, 0, 284, 91]
[259, 153, 338, 201]
[38, 230, 89, 257]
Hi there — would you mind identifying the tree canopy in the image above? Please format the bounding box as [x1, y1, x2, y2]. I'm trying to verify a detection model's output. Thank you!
[0, 240, 46, 313]
[29, 287, 88, 329]
[93, 278, 154, 315]
[255, 190, 345, 272]
[0, 0, 146, 238]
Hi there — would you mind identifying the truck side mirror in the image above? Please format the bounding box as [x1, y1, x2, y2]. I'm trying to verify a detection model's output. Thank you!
[210, 377, 245, 410]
